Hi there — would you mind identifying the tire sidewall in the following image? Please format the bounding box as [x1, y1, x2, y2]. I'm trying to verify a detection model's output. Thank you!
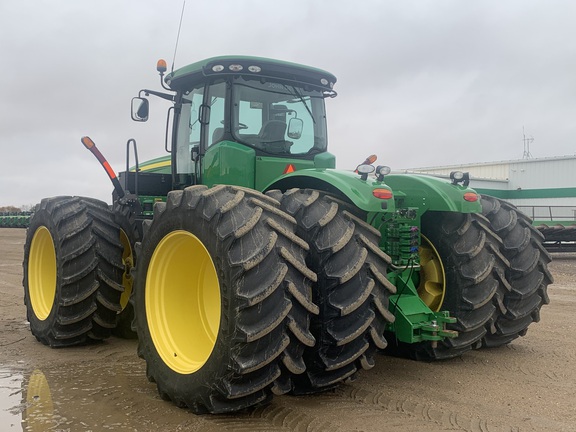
[24, 207, 62, 340]
[135, 210, 233, 400]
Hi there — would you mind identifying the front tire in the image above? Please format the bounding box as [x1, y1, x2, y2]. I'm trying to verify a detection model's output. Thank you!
[134, 185, 316, 413]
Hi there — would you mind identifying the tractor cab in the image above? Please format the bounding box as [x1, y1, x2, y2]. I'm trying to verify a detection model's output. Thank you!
[131, 56, 338, 194]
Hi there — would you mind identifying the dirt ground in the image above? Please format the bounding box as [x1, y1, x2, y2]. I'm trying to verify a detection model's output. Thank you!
[1, 227, 574, 432]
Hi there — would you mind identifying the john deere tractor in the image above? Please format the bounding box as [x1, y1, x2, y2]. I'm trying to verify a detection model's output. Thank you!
[23, 56, 552, 414]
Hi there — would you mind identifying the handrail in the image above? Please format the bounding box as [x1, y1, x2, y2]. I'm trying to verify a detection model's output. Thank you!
[516, 205, 576, 221]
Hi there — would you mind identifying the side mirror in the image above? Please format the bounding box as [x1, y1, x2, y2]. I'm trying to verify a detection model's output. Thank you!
[287, 118, 303, 139]
[131, 97, 149, 122]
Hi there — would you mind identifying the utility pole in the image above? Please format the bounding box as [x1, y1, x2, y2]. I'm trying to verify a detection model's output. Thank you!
[522, 127, 533, 159]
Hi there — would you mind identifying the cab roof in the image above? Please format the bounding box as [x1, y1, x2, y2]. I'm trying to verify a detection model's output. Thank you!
[165, 55, 337, 92]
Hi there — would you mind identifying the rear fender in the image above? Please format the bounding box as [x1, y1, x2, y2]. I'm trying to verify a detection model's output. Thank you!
[384, 174, 481, 214]
[264, 169, 395, 213]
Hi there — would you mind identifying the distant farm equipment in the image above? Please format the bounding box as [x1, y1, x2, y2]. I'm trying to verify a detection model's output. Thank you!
[517, 205, 576, 252]
[0, 212, 31, 228]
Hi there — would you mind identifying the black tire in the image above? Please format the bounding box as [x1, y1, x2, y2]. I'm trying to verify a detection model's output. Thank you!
[399, 210, 509, 360]
[134, 185, 316, 414]
[23, 196, 124, 347]
[269, 188, 396, 393]
[112, 201, 140, 339]
[479, 195, 553, 346]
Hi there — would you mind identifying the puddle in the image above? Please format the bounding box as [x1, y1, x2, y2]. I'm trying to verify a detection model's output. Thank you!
[0, 357, 215, 431]
[0, 359, 158, 431]
[0, 369, 23, 430]
[0, 353, 290, 431]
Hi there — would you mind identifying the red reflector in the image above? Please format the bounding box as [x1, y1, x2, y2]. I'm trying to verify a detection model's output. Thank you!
[103, 161, 118, 181]
[464, 192, 478, 202]
[283, 164, 296, 174]
[373, 188, 393, 199]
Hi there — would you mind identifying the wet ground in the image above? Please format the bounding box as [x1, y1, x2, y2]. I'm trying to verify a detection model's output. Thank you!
[1, 228, 575, 431]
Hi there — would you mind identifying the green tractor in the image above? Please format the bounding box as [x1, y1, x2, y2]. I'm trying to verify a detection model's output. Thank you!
[22, 56, 552, 414]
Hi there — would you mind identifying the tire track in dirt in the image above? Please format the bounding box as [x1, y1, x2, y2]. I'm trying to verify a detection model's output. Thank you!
[338, 384, 522, 432]
[211, 404, 337, 432]
[456, 347, 569, 381]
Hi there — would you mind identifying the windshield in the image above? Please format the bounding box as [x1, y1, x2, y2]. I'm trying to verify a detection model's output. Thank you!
[231, 77, 328, 155]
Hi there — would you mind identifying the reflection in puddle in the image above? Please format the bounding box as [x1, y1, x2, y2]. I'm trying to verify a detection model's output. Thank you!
[0, 355, 293, 431]
[1, 368, 58, 432]
[0, 357, 159, 431]
[0, 369, 23, 430]
[23, 370, 55, 431]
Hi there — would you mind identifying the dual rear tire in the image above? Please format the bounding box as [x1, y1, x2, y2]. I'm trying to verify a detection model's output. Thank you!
[400, 195, 552, 360]
[134, 185, 317, 413]
[23, 197, 124, 347]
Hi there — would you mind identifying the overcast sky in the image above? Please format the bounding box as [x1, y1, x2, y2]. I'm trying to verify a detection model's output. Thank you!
[1, 0, 576, 207]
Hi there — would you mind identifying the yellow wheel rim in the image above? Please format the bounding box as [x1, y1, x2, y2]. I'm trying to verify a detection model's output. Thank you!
[28, 227, 57, 321]
[146, 230, 221, 374]
[417, 234, 446, 312]
[119, 229, 133, 311]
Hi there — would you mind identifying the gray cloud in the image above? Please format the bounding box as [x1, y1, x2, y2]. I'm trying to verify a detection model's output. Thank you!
[1, 0, 575, 206]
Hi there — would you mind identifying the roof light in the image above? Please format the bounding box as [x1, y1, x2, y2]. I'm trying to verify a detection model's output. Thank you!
[156, 59, 167, 73]
[248, 65, 261, 73]
[357, 164, 375, 175]
[373, 188, 393, 199]
[464, 192, 478, 202]
[450, 171, 464, 181]
[229, 64, 243, 72]
[356, 164, 375, 181]
[375, 165, 391, 181]
[450, 171, 470, 186]
[212, 64, 224, 72]
[376, 165, 391, 176]
[320, 78, 329, 85]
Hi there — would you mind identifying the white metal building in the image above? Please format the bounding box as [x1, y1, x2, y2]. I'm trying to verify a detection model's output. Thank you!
[402, 155, 576, 223]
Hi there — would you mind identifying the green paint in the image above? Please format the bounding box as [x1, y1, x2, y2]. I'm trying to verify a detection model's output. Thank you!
[534, 220, 576, 227]
[265, 168, 396, 213]
[133, 155, 171, 174]
[202, 141, 256, 189]
[384, 174, 482, 214]
[476, 187, 576, 199]
[255, 157, 315, 191]
[387, 270, 457, 343]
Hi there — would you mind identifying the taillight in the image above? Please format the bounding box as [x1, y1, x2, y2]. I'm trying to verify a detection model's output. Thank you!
[373, 188, 393, 199]
[464, 192, 478, 202]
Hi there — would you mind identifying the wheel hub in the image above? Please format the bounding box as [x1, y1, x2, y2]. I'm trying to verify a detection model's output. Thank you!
[146, 230, 221, 374]
[417, 234, 446, 312]
[28, 226, 57, 321]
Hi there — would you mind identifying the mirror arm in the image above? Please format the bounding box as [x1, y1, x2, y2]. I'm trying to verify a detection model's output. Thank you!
[139, 89, 175, 102]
